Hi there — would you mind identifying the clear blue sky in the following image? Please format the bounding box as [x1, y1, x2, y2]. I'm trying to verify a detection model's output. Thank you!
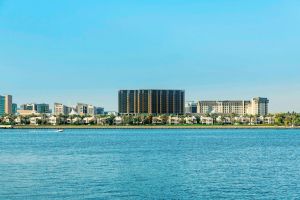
[0, 0, 299, 112]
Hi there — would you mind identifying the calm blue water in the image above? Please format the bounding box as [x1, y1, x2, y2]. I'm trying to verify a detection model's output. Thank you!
[1, 129, 300, 199]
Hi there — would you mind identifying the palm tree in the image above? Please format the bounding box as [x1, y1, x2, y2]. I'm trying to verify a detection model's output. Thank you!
[229, 113, 237, 125]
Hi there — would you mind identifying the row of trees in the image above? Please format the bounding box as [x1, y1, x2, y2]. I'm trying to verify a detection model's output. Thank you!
[273, 113, 300, 126]
[0, 113, 300, 126]
[122, 113, 300, 126]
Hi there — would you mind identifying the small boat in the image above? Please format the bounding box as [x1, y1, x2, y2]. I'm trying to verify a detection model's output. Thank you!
[55, 129, 64, 133]
[0, 125, 14, 129]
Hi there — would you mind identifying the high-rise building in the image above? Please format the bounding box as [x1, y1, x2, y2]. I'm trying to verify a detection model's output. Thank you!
[185, 101, 197, 114]
[0, 95, 12, 116]
[78, 104, 104, 115]
[250, 97, 269, 116]
[87, 105, 95, 115]
[118, 89, 185, 114]
[54, 103, 72, 115]
[77, 103, 88, 115]
[5, 95, 12, 114]
[36, 103, 50, 113]
[0, 96, 5, 116]
[197, 97, 269, 116]
[12, 103, 18, 114]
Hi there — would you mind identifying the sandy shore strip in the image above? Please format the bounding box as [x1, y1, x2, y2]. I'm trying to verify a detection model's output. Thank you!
[6, 125, 300, 129]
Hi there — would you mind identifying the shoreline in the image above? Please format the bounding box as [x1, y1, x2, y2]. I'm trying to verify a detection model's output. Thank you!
[2, 125, 300, 130]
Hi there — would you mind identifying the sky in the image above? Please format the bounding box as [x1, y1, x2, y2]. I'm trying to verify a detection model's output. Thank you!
[0, 0, 299, 112]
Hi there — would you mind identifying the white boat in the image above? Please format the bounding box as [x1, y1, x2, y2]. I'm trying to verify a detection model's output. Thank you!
[0, 125, 13, 129]
[55, 129, 64, 133]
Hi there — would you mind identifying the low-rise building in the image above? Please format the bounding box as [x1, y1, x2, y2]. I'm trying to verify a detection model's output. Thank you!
[30, 117, 42, 125]
[216, 116, 231, 124]
[264, 116, 275, 124]
[97, 117, 110, 125]
[168, 116, 180, 125]
[184, 116, 197, 124]
[68, 117, 83, 124]
[18, 110, 39, 116]
[83, 116, 96, 124]
[152, 116, 164, 125]
[234, 116, 251, 124]
[200, 116, 214, 125]
[114, 116, 123, 125]
[14, 116, 22, 125]
[48, 116, 59, 125]
[3, 116, 12, 123]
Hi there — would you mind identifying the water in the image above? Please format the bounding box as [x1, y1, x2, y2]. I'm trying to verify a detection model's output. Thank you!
[1, 129, 300, 199]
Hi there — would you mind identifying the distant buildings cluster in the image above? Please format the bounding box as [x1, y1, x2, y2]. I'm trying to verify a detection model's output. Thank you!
[18, 103, 50, 116]
[54, 103, 104, 116]
[118, 89, 269, 116]
[0, 95, 16, 116]
[0, 94, 105, 117]
[1, 90, 269, 118]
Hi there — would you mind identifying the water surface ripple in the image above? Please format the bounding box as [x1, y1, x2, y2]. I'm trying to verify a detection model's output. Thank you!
[0, 129, 300, 199]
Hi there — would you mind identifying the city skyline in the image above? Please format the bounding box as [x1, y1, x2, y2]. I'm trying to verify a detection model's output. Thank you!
[1, 1, 300, 112]
[0, 92, 271, 118]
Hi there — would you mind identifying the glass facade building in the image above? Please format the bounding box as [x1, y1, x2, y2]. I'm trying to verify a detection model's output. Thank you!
[36, 104, 50, 113]
[0, 96, 5, 116]
[0, 95, 12, 116]
[12, 103, 18, 114]
[20, 103, 50, 113]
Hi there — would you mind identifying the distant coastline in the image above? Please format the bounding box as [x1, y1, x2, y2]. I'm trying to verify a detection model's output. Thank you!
[2, 125, 300, 130]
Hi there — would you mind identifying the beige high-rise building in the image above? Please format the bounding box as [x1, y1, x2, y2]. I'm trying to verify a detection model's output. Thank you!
[197, 97, 269, 116]
[5, 95, 12, 114]
[250, 97, 269, 116]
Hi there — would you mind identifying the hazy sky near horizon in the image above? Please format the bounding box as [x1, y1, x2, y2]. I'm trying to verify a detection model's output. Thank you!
[0, 0, 299, 112]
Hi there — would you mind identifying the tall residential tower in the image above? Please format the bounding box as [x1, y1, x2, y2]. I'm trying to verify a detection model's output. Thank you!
[119, 89, 185, 114]
[0, 95, 12, 116]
